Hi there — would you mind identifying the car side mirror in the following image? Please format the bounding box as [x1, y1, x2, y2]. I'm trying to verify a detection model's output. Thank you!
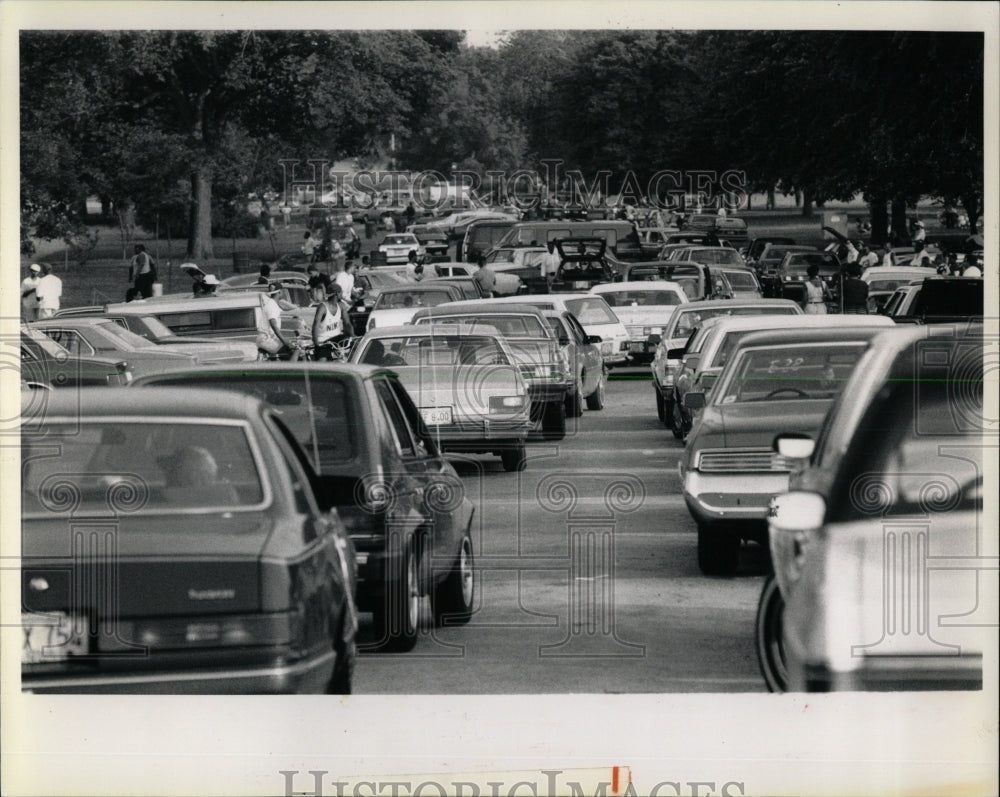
[774, 433, 815, 460]
[683, 391, 706, 410]
[585, 334, 602, 344]
[558, 336, 571, 346]
[666, 346, 686, 360]
[768, 491, 825, 534]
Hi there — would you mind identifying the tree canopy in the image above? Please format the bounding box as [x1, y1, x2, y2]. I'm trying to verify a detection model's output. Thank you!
[20, 28, 985, 257]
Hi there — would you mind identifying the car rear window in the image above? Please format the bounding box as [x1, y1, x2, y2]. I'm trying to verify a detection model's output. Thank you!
[667, 306, 798, 339]
[686, 249, 743, 266]
[22, 422, 265, 514]
[377, 290, 453, 309]
[416, 313, 547, 337]
[722, 270, 760, 289]
[717, 344, 867, 404]
[564, 297, 619, 324]
[598, 290, 683, 307]
[359, 335, 507, 367]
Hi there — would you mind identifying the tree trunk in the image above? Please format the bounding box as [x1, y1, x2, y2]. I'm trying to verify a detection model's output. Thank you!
[187, 164, 214, 260]
[801, 188, 813, 218]
[961, 193, 980, 235]
[794, 189, 802, 207]
[766, 188, 776, 209]
[890, 197, 908, 244]
[870, 196, 889, 246]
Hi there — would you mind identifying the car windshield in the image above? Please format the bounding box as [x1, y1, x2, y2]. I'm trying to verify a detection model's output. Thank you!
[685, 249, 743, 265]
[132, 315, 176, 339]
[359, 335, 508, 367]
[417, 314, 547, 337]
[564, 297, 619, 324]
[785, 255, 839, 274]
[716, 343, 867, 404]
[598, 290, 683, 308]
[97, 321, 158, 349]
[382, 235, 416, 246]
[21, 422, 264, 513]
[868, 278, 916, 292]
[376, 290, 453, 309]
[722, 270, 760, 289]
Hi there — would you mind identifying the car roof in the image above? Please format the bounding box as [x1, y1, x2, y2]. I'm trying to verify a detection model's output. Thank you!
[378, 283, 460, 295]
[704, 313, 894, 335]
[105, 292, 266, 312]
[734, 326, 898, 349]
[415, 301, 549, 319]
[363, 322, 504, 338]
[674, 299, 800, 313]
[590, 280, 685, 293]
[27, 386, 268, 422]
[31, 317, 115, 328]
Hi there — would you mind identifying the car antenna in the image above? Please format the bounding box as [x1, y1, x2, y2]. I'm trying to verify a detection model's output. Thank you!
[302, 369, 321, 474]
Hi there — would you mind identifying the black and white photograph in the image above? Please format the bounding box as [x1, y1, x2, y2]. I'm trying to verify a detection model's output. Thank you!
[1, 2, 997, 796]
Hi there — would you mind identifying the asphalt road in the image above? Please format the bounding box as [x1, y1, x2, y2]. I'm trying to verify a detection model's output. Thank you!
[354, 373, 770, 693]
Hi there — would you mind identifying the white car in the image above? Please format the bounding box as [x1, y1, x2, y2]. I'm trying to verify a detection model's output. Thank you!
[589, 281, 688, 364]
[365, 283, 468, 331]
[378, 233, 424, 264]
[462, 293, 632, 367]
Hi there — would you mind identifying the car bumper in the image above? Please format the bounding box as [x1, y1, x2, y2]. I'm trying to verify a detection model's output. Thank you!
[22, 650, 336, 694]
[683, 470, 790, 523]
[424, 418, 532, 447]
[791, 655, 983, 692]
[527, 380, 571, 403]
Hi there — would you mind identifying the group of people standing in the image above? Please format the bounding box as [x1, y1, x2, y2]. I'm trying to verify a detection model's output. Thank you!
[20, 262, 63, 321]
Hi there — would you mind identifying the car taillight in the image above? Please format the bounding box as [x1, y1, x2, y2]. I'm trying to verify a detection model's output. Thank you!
[489, 395, 525, 412]
[102, 613, 296, 651]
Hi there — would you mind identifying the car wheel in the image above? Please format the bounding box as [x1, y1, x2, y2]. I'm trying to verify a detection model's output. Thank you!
[755, 575, 788, 692]
[500, 444, 527, 472]
[374, 540, 420, 652]
[654, 387, 665, 421]
[697, 523, 740, 576]
[326, 607, 355, 695]
[541, 401, 567, 440]
[670, 400, 685, 440]
[586, 373, 606, 411]
[662, 398, 674, 429]
[433, 534, 475, 626]
[566, 378, 584, 418]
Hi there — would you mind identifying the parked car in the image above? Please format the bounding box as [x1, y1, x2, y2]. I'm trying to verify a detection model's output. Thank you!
[20, 387, 358, 691]
[352, 325, 532, 470]
[495, 220, 642, 261]
[755, 244, 818, 297]
[411, 227, 451, 261]
[589, 281, 688, 364]
[760, 325, 987, 691]
[859, 266, 937, 313]
[744, 236, 796, 265]
[717, 266, 763, 300]
[650, 299, 803, 427]
[657, 233, 734, 253]
[19, 325, 133, 387]
[30, 318, 200, 377]
[462, 219, 520, 263]
[668, 313, 894, 440]
[351, 269, 409, 335]
[366, 283, 467, 331]
[132, 365, 476, 652]
[662, 246, 746, 266]
[473, 293, 632, 367]
[887, 276, 984, 324]
[623, 261, 733, 302]
[377, 233, 424, 264]
[52, 310, 258, 362]
[543, 238, 617, 293]
[542, 309, 606, 413]
[411, 302, 572, 439]
[773, 250, 843, 307]
[680, 326, 892, 576]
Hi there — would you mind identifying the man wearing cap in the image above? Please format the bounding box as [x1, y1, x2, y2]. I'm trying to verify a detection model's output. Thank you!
[256, 282, 292, 357]
[36, 263, 63, 318]
[21, 264, 42, 321]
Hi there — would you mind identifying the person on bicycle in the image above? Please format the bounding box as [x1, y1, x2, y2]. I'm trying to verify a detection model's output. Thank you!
[311, 281, 350, 360]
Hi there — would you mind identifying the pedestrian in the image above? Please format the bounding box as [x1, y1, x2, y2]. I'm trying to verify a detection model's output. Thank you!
[21, 263, 42, 321]
[804, 263, 830, 314]
[405, 250, 420, 281]
[911, 219, 926, 245]
[405, 201, 416, 228]
[280, 204, 292, 228]
[335, 259, 357, 302]
[256, 264, 272, 286]
[543, 241, 561, 285]
[302, 230, 316, 263]
[256, 282, 292, 357]
[841, 263, 869, 314]
[129, 244, 158, 298]
[35, 263, 63, 319]
[844, 239, 859, 264]
[473, 259, 496, 298]
[880, 243, 896, 267]
[912, 242, 935, 268]
[311, 282, 349, 360]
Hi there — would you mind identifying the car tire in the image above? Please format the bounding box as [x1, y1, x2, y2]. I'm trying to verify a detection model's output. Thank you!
[670, 400, 685, 440]
[586, 374, 606, 411]
[326, 607, 355, 695]
[500, 444, 527, 472]
[655, 387, 665, 421]
[755, 575, 788, 692]
[566, 379, 584, 418]
[432, 534, 475, 626]
[697, 524, 740, 577]
[541, 401, 567, 441]
[662, 398, 674, 429]
[373, 540, 420, 652]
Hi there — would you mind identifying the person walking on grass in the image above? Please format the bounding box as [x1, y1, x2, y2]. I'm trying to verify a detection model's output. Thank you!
[36, 263, 62, 319]
[129, 244, 158, 298]
[21, 263, 42, 322]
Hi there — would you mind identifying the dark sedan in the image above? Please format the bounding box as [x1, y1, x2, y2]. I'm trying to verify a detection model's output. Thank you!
[20, 387, 357, 693]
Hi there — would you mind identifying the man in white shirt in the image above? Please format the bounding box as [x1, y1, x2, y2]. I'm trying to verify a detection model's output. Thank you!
[256, 283, 291, 355]
[21, 263, 42, 321]
[844, 240, 859, 264]
[542, 241, 561, 284]
[36, 263, 62, 318]
[334, 259, 356, 301]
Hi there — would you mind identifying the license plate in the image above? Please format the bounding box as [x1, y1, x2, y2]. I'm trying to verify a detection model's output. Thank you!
[22, 612, 88, 664]
[629, 342, 646, 353]
[420, 407, 453, 425]
[573, 281, 589, 289]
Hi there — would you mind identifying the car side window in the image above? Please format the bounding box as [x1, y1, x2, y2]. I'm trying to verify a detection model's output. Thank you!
[264, 412, 321, 517]
[374, 379, 416, 457]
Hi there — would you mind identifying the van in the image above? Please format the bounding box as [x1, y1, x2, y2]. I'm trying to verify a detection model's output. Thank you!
[103, 292, 299, 343]
[462, 219, 518, 263]
[494, 220, 642, 261]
